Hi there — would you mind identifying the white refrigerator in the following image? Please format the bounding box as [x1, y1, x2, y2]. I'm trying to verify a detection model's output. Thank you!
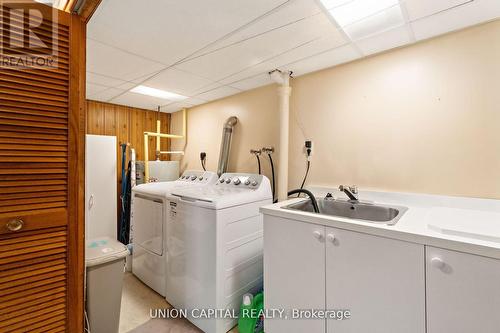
[85, 135, 117, 240]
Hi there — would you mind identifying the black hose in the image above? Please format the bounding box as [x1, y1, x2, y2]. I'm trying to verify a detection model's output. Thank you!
[200, 152, 207, 171]
[256, 155, 261, 175]
[267, 154, 276, 203]
[288, 189, 319, 213]
[298, 160, 310, 197]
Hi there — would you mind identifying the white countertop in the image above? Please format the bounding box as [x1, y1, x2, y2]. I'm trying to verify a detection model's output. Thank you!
[260, 186, 500, 259]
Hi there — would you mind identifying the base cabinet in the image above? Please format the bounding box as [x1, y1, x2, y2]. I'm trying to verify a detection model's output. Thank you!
[264, 216, 326, 333]
[426, 247, 500, 333]
[264, 215, 425, 333]
[264, 214, 500, 333]
[326, 227, 425, 333]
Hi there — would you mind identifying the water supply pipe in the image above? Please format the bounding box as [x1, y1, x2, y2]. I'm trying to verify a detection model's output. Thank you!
[144, 108, 186, 182]
[269, 69, 292, 201]
[217, 116, 238, 176]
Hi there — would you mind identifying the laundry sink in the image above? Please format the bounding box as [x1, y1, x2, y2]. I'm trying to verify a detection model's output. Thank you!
[284, 198, 407, 225]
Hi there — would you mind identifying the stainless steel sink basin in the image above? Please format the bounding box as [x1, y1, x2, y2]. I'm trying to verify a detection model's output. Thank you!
[283, 198, 407, 225]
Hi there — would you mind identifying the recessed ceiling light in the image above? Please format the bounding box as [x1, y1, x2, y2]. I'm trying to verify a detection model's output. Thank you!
[320, 0, 403, 40]
[130, 85, 188, 101]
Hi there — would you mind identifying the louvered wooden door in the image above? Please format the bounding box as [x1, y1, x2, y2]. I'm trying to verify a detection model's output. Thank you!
[0, 2, 85, 332]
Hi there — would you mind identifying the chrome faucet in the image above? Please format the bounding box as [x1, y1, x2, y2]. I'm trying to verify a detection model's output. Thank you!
[339, 185, 359, 202]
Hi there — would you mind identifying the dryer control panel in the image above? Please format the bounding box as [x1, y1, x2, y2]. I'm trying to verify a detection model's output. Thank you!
[178, 170, 218, 184]
[216, 173, 263, 189]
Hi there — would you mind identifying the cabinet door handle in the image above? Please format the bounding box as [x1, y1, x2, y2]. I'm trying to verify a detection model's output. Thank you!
[6, 218, 24, 232]
[326, 233, 336, 243]
[89, 194, 95, 210]
[431, 257, 445, 269]
[313, 231, 323, 240]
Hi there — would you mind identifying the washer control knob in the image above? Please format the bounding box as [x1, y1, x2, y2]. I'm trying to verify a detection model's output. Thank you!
[233, 178, 241, 185]
[226, 178, 231, 184]
[191, 175, 197, 181]
[198, 176, 203, 181]
[251, 181, 258, 186]
[219, 178, 225, 183]
[244, 179, 251, 186]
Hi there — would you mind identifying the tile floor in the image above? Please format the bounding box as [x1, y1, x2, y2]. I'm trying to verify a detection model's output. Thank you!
[119, 272, 171, 332]
[120, 272, 238, 333]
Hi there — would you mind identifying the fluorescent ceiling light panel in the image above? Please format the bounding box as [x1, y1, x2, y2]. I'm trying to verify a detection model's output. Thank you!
[320, 0, 353, 10]
[344, 5, 405, 40]
[130, 85, 188, 101]
[321, 0, 403, 41]
[326, 0, 399, 26]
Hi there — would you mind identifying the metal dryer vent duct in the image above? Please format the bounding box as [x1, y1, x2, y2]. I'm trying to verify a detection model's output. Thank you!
[217, 116, 238, 176]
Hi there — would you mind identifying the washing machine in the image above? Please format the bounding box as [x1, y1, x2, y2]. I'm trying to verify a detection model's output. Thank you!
[131, 170, 218, 296]
[166, 173, 272, 333]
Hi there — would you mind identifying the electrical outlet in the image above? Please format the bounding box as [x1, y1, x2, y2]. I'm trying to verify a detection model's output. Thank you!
[305, 140, 313, 156]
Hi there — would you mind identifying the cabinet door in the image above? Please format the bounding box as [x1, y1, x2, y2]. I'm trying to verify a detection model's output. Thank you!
[264, 215, 326, 333]
[0, 3, 85, 331]
[426, 247, 500, 333]
[326, 228, 425, 333]
[85, 135, 117, 240]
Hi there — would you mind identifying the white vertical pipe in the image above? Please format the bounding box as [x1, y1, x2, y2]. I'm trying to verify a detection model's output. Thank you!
[277, 73, 291, 201]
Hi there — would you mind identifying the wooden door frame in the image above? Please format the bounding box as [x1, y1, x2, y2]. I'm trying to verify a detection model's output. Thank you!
[66, 1, 101, 331]
[68, 13, 86, 333]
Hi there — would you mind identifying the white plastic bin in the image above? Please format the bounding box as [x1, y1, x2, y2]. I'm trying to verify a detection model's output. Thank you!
[86, 237, 129, 333]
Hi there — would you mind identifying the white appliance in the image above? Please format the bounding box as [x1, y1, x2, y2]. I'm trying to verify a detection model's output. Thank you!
[167, 173, 272, 333]
[136, 160, 180, 185]
[85, 135, 117, 240]
[131, 170, 218, 296]
[149, 160, 179, 182]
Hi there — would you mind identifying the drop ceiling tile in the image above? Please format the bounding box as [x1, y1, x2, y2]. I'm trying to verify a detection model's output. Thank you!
[86, 39, 165, 82]
[229, 73, 274, 91]
[403, 0, 470, 21]
[140, 68, 214, 96]
[162, 101, 196, 113]
[175, 13, 335, 82]
[184, 97, 208, 106]
[355, 25, 411, 55]
[194, 0, 322, 57]
[191, 82, 225, 95]
[220, 32, 347, 85]
[116, 81, 139, 91]
[87, 72, 126, 87]
[88, 87, 126, 102]
[286, 44, 360, 76]
[110, 92, 175, 111]
[195, 86, 241, 102]
[86, 82, 108, 98]
[411, 0, 500, 41]
[88, 0, 288, 66]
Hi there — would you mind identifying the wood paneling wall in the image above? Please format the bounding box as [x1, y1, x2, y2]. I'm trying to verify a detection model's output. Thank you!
[86, 100, 171, 183]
